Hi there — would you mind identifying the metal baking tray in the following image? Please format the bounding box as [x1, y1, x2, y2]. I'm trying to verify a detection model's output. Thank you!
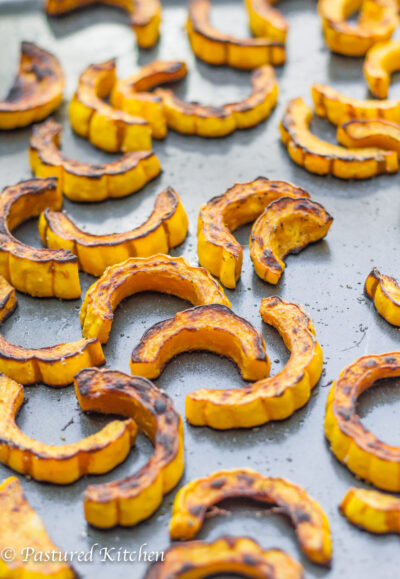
[1, 0, 400, 577]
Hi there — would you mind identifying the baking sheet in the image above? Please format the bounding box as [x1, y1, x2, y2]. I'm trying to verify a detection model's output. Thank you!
[1, 0, 400, 577]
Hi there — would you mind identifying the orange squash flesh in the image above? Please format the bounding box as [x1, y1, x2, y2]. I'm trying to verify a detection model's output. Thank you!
[245, 0, 289, 43]
[363, 39, 400, 99]
[338, 119, 400, 154]
[365, 267, 400, 326]
[340, 487, 400, 534]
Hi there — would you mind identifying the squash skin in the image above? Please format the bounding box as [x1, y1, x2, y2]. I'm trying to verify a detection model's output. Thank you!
[0, 477, 74, 579]
[187, 297, 323, 429]
[280, 97, 398, 178]
[250, 197, 333, 284]
[197, 177, 310, 289]
[340, 487, 400, 534]
[245, 0, 288, 43]
[145, 537, 303, 579]
[365, 268, 400, 326]
[0, 375, 137, 484]
[39, 188, 189, 276]
[75, 368, 184, 528]
[187, 0, 285, 69]
[318, 0, 398, 57]
[325, 352, 400, 492]
[29, 119, 161, 202]
[45, 0, 161, 48]
[80, 254, 231, 344]
[156, 65, 278, 137]
[364, 39, 400, 99]
[169, 468, 332, 565]
[0, 42, 64, 130]
[69, 60, 152, 153]
[0, 179, 80, 299]
[337, 119, 400, 154]
[130, 304, 270, 381]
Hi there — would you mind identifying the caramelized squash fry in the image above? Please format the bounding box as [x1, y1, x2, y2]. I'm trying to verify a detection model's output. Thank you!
[364, 39, 400, 98]
[365, 268, 400, 326]
[340, 487, 400, 534]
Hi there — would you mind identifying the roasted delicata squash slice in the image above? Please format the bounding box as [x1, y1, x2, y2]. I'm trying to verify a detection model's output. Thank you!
[365, 268, 400, 326]
[75, 368, 184, 528]
[130, 304, 270, 381]
[0, 477, 74, 579]
[156, 65, 278, 137]
[111, 60, 188, 139]
[337, 119, 400, 154]
[340, 487, 400, 534]
[0, 375, 136, 484]
[39, 188, 189, 277]
[318, 0, 398, 57]
[364, 39, 400, 99]
[187, 0, 286, 69]
[187, 297, 323, 429]
[0, 42, 64, 130]
[250, 197, 333, 284]
[0, 276, 16, 324]
[144, 537, 303, 579]
[280, 97, 398, 178]
[69, 60, 152, 153]
[81, 254, 230, 344]
[0, 178, 80, 299]
[245, 0, 289, 43]
[45, 0, 161, 48]
[170, 468, 332, 565]
[325, 352, 400, 491]
[29, 119, 161, 202]
[197, 177, 310, 289]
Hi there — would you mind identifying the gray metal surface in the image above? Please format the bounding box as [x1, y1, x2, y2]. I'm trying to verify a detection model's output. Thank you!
[0, 1, 400, 577]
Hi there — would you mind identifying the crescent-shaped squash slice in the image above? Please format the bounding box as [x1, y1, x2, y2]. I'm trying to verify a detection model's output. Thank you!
[250, 197, 333, 284]
[45, 0, 161, 48]
[111, 61, 188, 139]
[69, 60, 152, 153]
[0, 477, 74, 579]
[80, 254, 231, 344]
[340, 487, 400, 534]
[364, 39, 400, 99]
[75, 368, 184, 528]
[187, 297, 323, 429]
[145, 537, 303, 579]
[29, 119, 161, 202]
[0, 42, 64, 130]
[156, 65, 278, 137]
[337, 119, 400, 154]
[130, 304, 270, 381]
[280, 97, 398, 178]
[169, 468, 332, 565]
[0, 276, 17, 324]
[318, 0, 398, 57]
[0, 178, 80, 299]
[197, 177, 310, 289]
[39, 187, 189, 277]
[0, 375, 136, 484]
[187, 0, 286, 69]
[365, 268, 400, 326]
[245, 0, 289, 43]
[325, 352, 400, 491]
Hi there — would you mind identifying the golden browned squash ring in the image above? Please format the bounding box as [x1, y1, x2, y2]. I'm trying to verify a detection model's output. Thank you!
[0, 42, 64, 130]
[130, 304, 270, 381]
[337, 119, 400, 154]
[111, 61, 188, 139]
[187, 0, 286, 69]
[69, 60, 152, 153]
[325, 352, 400, 491]
[280, 97, 398, 178]
[318, 0, 398, 57]
[197, 177, 310, 289]
[340, 487, 400, 534]
[75, 368, 184, 528]
[80, 254, 231, 344]
[39, 188, 189, 277]
[156, 65, 278, 137]
[0, 375, 136, 484]
[0, 276, 17, 324]
[187, 297, 323, 429]
[45, 0, 161, 48]
[365, 268, 400, 326]
[0, 178, 80, 299]
[29, 119, 161, 202]
[364, 39, 400, 99]
[245, 0, 289, 43]
[169, 468, 332, 565]
[250, 197, 333, 284]
[145, 537, 303, 579]
[0, 477, 74, 578]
